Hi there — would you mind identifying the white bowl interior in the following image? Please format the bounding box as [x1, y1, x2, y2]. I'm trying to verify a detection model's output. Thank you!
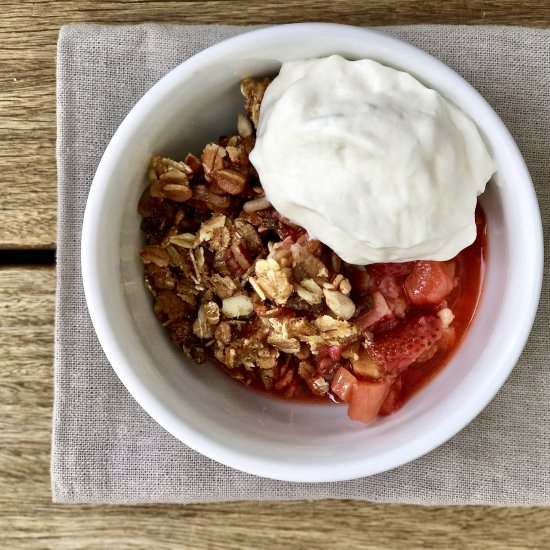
[84, 25, 542, 481]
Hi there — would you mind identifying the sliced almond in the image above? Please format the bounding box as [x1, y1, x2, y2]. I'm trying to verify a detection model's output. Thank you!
[222, 295, 254, 318]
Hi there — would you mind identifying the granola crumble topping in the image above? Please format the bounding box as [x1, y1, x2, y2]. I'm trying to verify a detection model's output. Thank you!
[138, 76, 478, 413]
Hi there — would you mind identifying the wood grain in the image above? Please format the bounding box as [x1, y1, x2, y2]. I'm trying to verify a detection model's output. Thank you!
[1, 265, 550, 548]
[1, 0, 550, 248]
[2, 3, 550, 547]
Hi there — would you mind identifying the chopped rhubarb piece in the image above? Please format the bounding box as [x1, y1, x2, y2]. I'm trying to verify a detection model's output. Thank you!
[368, 314, 443, 375]
[331, 366, 357, 402]
[404, 261, 455, 306]
[379, 377, 403, 416]
[347, 378, 391, 424]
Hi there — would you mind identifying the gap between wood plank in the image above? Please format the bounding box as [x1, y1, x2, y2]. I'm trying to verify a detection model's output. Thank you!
[0, 249, 56, 265]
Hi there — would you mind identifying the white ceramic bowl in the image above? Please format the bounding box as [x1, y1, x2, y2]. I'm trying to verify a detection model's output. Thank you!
[82, 23, 543, 482]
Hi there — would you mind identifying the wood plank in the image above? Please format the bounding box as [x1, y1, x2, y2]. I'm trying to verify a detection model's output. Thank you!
[1, 265, 550, 548]
[1, 1, 549, 248]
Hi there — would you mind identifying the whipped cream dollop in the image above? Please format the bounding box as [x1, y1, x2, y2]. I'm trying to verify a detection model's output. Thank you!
[249, 55, 495, 265]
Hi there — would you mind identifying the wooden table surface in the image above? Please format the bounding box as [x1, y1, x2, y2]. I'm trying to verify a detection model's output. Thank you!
[1, 2, 549, 548]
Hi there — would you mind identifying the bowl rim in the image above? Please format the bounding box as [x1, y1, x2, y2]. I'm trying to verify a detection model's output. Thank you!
[81, 22, 544, 482]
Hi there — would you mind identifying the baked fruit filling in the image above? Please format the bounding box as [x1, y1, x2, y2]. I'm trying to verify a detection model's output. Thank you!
[138, 78, 486, 424]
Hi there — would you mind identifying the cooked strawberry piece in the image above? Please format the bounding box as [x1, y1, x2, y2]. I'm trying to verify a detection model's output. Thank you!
[367, 262, 415, 278]
[404, 261, 455, 306]
[355, 290, 393, 331]
[378, 276, 402, 300]
[347, 378, 390, 423]
[379, 377, 403, 416]
[331, 366, 357, 402]
[368, 314, 443, 375]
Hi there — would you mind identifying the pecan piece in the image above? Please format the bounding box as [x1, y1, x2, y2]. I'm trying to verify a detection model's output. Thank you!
[160, 183, 192, 202]
[201, 143, 226, 177]
[184, 153, 203, 174]
[210, 169, 247, 195]
[140, 245, 169, 267]
[240, 77, 271, 128]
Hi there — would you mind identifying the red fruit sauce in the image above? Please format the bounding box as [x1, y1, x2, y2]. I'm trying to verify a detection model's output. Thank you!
[218, 205, 487, 419]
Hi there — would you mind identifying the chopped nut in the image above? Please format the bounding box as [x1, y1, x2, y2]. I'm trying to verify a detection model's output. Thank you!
[160, 183, 192, 202]
[140, 245, 169, 267]
[210, 226, 231, 251]
[332, 274, 344, 288]
[243, 197, 271, 213]
[151, 156, 193, 178]
[222, 294, 254, 318]
[184, 153, 202, 174]
[199, 214, 226, 243]
[201, 143, 226, 176]
[339, 277, 352, 295]
[241, 77, 270, 127]
[267, 317, 317, 343]
[438, 307, 455, 328]
[210, 169, 247, 195]
[291, 243, 329, 284]
[235, 221, 263, 251]
[159, 169, 189, 184]
[237, 113, 253, 138]
[226, 145, 242, 164]
[323, 289, 356, 320]
[295, 278, 323, 305]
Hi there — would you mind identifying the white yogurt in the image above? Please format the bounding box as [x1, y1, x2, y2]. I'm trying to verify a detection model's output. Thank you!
[249, 55, 495, 265]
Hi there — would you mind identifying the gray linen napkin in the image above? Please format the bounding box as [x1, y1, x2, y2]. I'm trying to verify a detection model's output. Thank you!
[53, 24, 550, 505]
